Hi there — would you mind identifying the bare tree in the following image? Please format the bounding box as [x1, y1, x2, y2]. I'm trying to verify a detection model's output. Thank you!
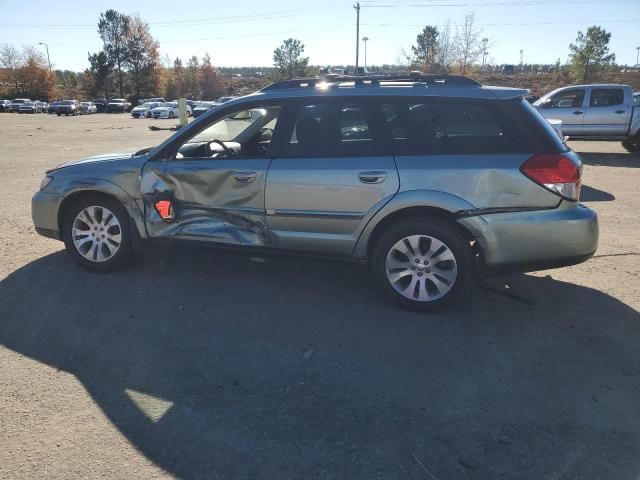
[453, 13, 484, 75]
[436, 21, 454, 72]
[0, 44, 23, 94]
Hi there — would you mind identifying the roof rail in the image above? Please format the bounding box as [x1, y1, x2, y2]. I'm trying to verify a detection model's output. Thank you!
[261, 73, 482, 91]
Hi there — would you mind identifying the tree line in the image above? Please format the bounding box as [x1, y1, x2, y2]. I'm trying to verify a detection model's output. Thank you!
[0, 10, 625, 101]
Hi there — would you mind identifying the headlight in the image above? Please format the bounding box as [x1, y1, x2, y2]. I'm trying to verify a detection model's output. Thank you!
[40, 175, 53, 191]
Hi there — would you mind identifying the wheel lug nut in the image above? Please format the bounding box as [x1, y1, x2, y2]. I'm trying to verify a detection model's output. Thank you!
[415, 259, 420, 263]
[426, 269, 430, 273]
[417, 272, 423, 277]
[424, 260, 429, 265]
[411, 266, 416, 270]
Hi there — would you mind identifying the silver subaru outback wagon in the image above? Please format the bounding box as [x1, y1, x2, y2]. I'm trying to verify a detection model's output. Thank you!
[32, 74, 598, 311]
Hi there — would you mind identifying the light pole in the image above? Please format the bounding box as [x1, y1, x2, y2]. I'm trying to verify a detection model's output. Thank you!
[39, 42, 51, 72]
[636, 46, 640, 65]
[354, 2, 360, 74]
[362, 36, 369, 69]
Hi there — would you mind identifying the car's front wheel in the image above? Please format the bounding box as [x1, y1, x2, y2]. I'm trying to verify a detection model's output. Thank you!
[371, 216, 473, 311]
[62, 196, 134, 271]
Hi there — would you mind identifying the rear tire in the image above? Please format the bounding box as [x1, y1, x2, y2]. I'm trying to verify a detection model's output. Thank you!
[62, 195, 134, 272]
[622, 133, 640, 153]
[169, 111, 175, 119]
[371, 216, 473, 312]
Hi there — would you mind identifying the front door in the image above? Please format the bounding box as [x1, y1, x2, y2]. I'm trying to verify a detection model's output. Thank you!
[142, 104, 282, 247]
[265, 99, 399, 255]
[541, 88, 586, 136]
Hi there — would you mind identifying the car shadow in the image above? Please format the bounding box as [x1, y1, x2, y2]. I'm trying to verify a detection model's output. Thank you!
[579, 152, 640, 168]
[1, 246, 640, 480]
[580, 184, 615, 202]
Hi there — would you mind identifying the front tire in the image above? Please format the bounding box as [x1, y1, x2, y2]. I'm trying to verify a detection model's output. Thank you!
[168, 111, 175, 119]
[62, 196, 134, 271]
[371, 216, 473, 311]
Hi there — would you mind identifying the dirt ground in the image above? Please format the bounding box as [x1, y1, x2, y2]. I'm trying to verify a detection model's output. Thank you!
[0, 113, 639, 480]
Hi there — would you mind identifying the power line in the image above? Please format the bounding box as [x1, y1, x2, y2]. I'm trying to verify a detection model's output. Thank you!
[361, 18, 640, 27]
[360, 0, 637, 6]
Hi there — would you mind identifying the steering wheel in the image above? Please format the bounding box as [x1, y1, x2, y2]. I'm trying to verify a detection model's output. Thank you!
[210, 139, 236, 157]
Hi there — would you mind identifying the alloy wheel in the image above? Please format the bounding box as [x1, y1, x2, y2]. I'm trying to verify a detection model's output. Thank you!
[385, 234, 458, 301]
[71, 205, 122, 262]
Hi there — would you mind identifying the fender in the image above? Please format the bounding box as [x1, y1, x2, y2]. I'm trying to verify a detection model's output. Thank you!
[353, 189, 476, 258]
[58, 178, 147, 239]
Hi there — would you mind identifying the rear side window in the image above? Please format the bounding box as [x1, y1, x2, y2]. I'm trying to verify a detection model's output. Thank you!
[284, 101, 379, 157]
[589, 88, 624, 107]
[383, 99, 533, 155]
[550, 89, 585, 108]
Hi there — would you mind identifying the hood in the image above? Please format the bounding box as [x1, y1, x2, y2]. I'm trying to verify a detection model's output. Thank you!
[132, 106, 151, 111]
[48, 152, 135, 173]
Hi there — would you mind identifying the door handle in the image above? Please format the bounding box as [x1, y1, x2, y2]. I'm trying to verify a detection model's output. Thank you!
[358, 171, 387, 184]
[614, 110, 625, 114]
[233, 171, 257, 183]
[573, 111, 583, 115]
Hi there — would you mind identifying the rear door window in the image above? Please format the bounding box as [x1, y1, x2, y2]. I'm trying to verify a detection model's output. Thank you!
[589, 88, 624, 107]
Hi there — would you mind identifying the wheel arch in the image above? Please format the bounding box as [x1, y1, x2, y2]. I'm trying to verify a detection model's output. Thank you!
[57, 186, 146, 240]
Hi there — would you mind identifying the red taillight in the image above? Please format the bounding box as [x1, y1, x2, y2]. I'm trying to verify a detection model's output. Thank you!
[520, 153, 581, 201]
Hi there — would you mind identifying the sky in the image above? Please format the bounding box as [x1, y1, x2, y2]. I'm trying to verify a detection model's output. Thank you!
[1, 0, 638, 72]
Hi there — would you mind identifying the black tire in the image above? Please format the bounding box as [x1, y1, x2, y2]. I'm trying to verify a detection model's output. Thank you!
[57, 113, 61, 116]
[371, 216, 473, 312]
[62, 195, 134, 272]
[622, 133, 640, 153]
[168, 111, 175, 119]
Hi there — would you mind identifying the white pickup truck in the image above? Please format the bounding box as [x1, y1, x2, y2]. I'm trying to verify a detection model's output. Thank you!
[534, 84, 640, 152]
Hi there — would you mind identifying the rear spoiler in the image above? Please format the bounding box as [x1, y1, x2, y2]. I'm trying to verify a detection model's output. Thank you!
[486, 86, 530, 100]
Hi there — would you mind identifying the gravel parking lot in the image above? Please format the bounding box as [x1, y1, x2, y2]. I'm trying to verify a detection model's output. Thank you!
[1, 113, 639, 479]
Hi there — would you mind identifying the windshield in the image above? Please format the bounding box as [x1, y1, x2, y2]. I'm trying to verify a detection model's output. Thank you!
[139, 102, 154, 108]
[186, 108, 271, 144]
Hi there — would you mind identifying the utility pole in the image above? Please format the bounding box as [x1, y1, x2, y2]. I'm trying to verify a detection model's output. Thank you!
[481, 38, 488, 68]
[39, 42, 51, 73]
[354, 2, 360, 75]
[636, 46, 640, 65]
[519, 49, 524, 72]
[362, 36, 369, 69]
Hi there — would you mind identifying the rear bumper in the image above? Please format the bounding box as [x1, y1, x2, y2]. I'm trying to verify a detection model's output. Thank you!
[458, 204, 598, 272]
[32, 191, 63, 240]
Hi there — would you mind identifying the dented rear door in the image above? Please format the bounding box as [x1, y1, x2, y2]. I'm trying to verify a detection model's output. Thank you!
[141, 157, 269, 246]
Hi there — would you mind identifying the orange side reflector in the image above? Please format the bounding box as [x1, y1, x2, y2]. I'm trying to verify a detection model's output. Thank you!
[154, 200, 174, 221]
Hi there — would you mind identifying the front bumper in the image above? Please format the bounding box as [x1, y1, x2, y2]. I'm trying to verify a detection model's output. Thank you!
[32, 191, 64, 240]
[458, 204, 598, 272]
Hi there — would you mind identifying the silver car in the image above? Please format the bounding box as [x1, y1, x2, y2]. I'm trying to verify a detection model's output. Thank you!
[32, 74, 598, 311]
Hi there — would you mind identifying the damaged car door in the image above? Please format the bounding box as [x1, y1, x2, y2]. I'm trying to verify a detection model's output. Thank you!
[143, 104, 282, 246]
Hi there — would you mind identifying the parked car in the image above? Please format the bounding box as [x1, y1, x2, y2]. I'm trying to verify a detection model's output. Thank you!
[501, 65, 516, 74]
[150, 101, 191, 119]
[216, 96, 235, 104]
[92, 98, 109, 113]
[47, 101, 62, 114]
[534, 84, 640, 151]
[57, 100, 81, 116]
[192, 101, 217, 118]
[8, 98, 30, 112]
[0, 100, 13, 112]
[31, 74, 599, 311]
[107, 98, 131, 113]
[18, 101, 42, 114]
[37, 101, 49, 112]
[131, 101, 163, 118]
[80, 102, 97, 114]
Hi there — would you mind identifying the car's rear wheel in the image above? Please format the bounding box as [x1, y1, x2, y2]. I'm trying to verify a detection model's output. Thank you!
[168, 111, 175, 119]
[371, 216, 473, 311]
[622, 133, 640, 153]
[62, 196, 134, 271]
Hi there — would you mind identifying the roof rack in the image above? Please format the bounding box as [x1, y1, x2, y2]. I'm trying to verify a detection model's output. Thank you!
[261, 73, 482, 91]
